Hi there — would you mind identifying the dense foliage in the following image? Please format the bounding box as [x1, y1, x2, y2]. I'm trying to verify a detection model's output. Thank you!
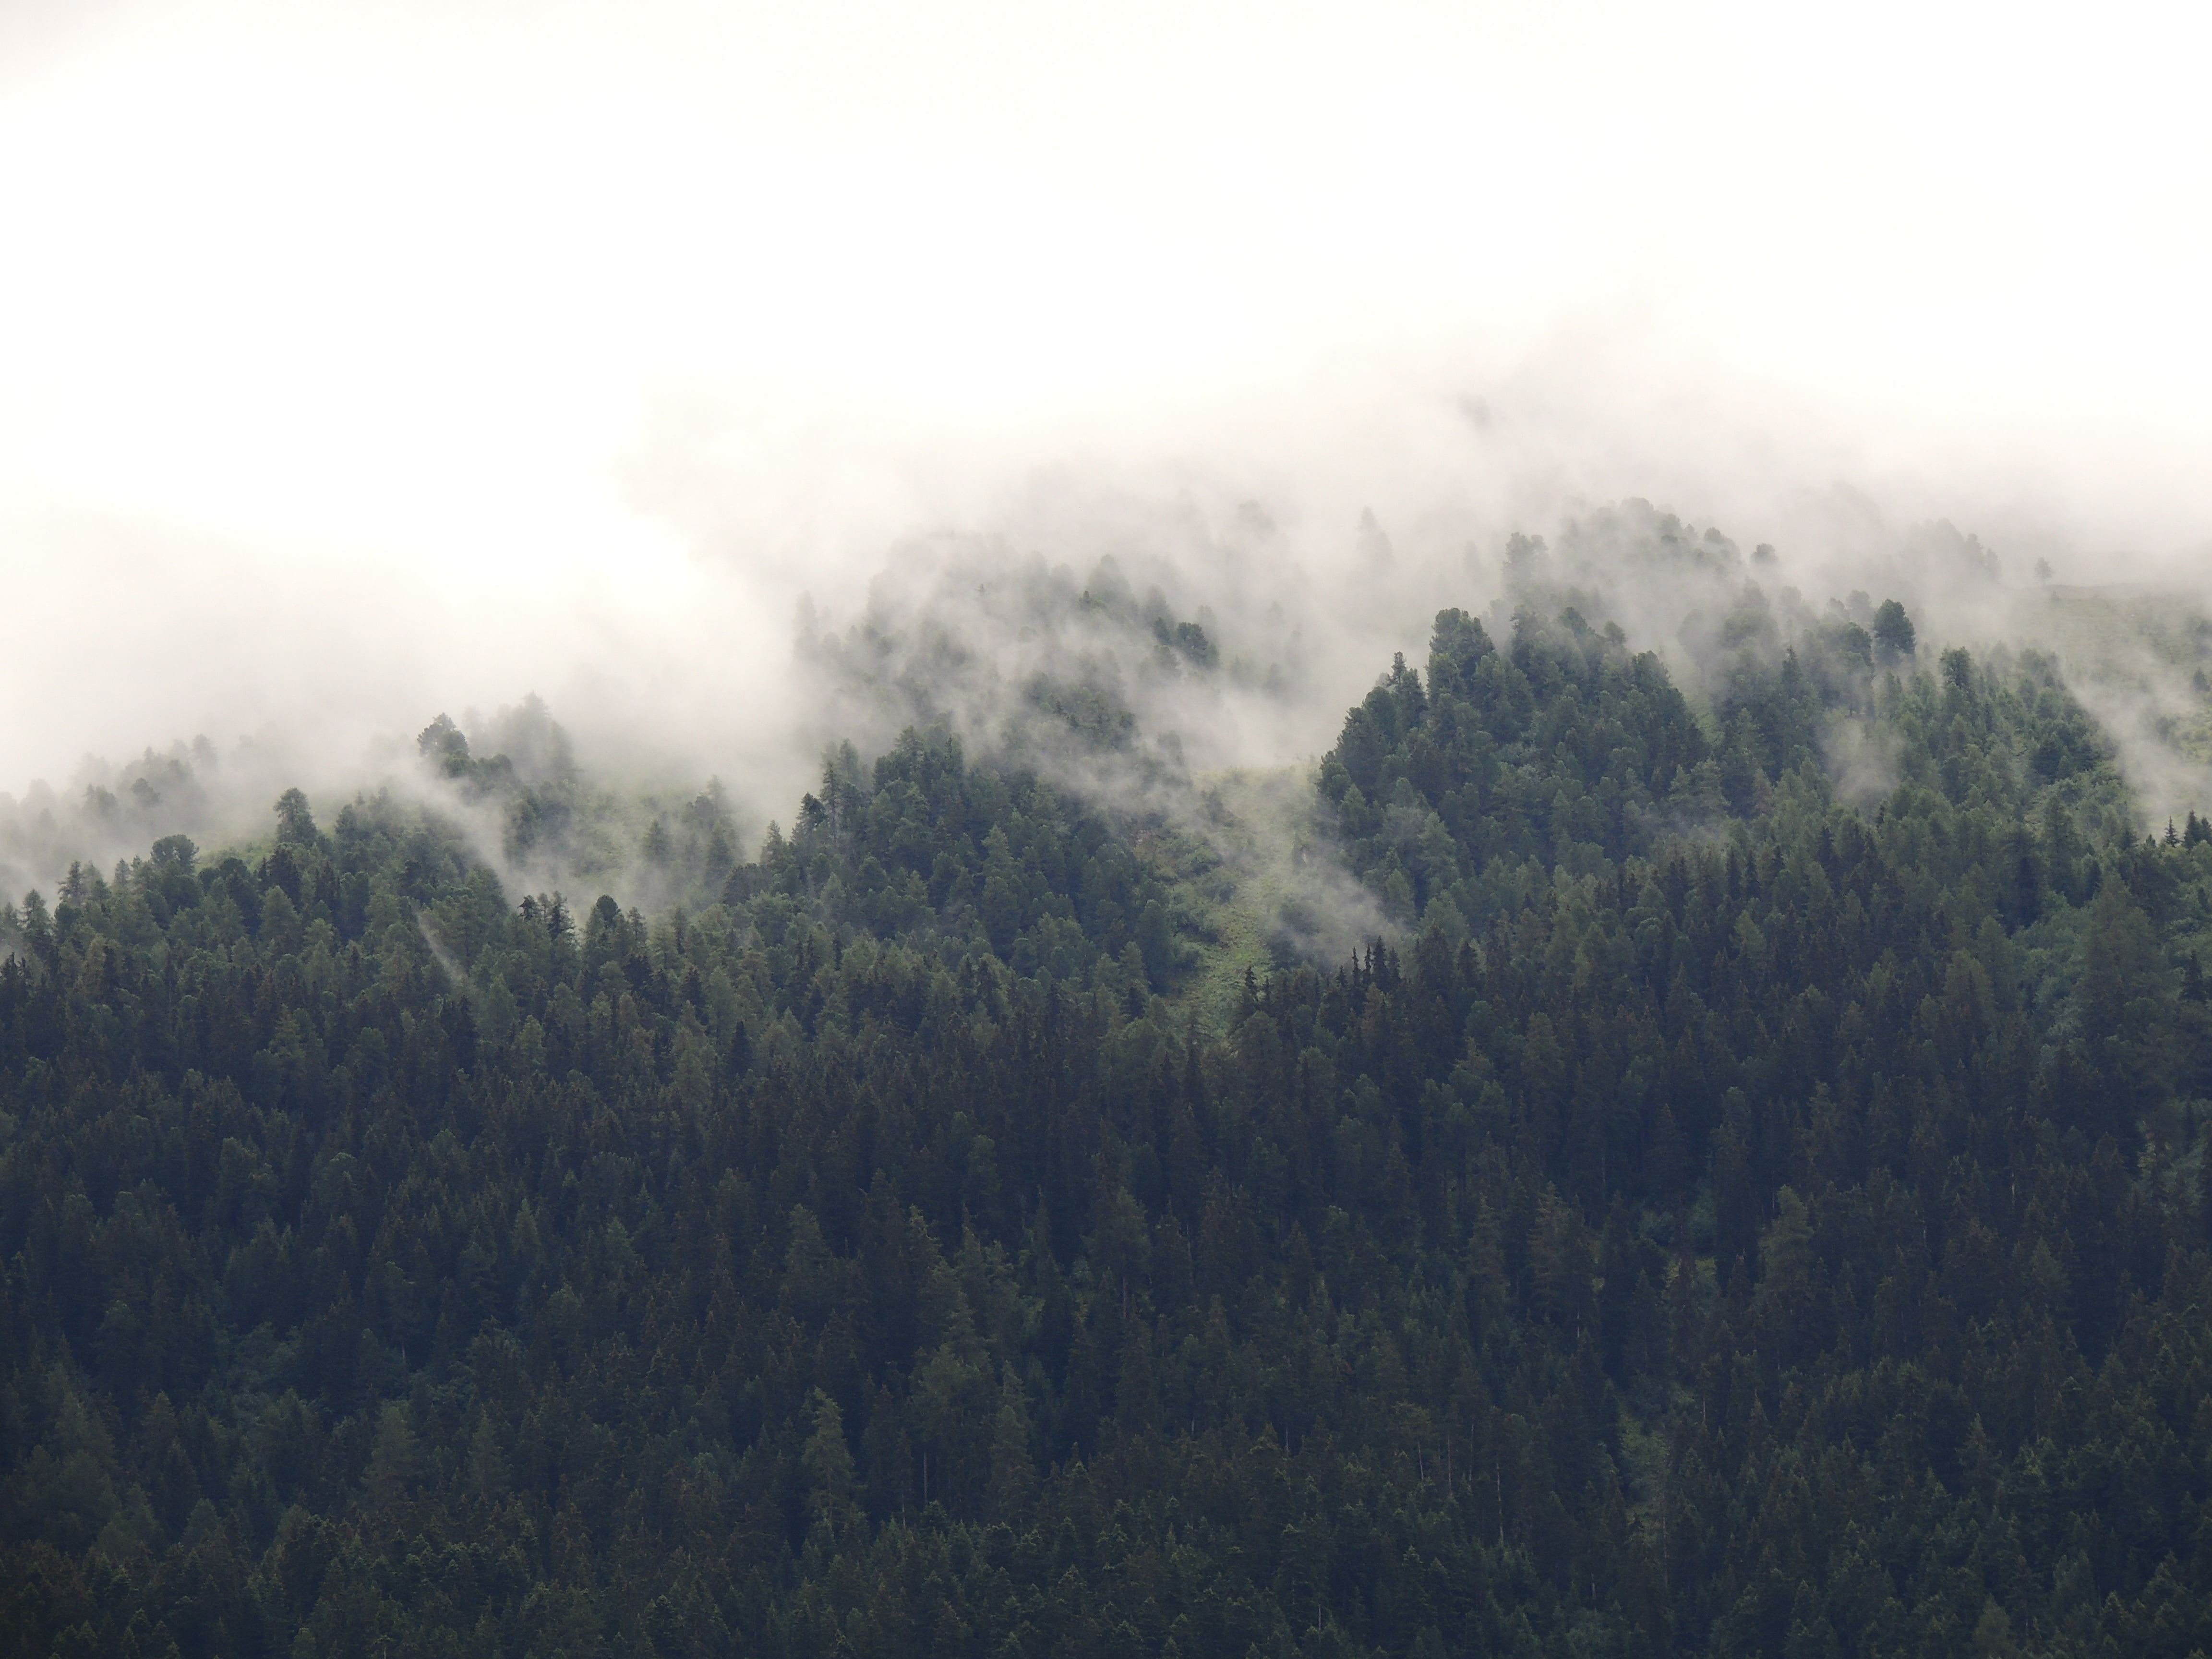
[739, 732, 1194, 993]
[7, 565, 2212, 1658]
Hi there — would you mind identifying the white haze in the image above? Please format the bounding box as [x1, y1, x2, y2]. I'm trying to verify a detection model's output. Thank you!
[3, 0, 2212, 888]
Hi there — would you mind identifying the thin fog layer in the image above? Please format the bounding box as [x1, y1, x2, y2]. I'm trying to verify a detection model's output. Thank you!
[12, 480, 2212, 977]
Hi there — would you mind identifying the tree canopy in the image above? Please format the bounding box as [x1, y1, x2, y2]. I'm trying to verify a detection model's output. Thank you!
[5, 541, 2212, 1659]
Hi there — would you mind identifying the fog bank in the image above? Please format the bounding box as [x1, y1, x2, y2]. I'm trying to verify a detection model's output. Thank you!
[4, 0, 2211, 885]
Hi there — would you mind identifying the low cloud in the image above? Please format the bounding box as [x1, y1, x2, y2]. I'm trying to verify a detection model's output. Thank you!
[6, 1, 2212, 907]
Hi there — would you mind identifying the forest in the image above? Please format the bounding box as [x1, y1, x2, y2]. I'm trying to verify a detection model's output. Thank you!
[8, 515, 2212, 1658]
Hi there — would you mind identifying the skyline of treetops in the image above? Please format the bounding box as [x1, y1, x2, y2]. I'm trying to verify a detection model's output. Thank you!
[9, 512, 2212, 1658]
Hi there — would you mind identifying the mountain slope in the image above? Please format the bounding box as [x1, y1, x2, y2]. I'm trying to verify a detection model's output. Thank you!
[7, 523, 2212, 1658]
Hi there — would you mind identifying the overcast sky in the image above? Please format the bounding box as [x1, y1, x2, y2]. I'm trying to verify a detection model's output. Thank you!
[3, 0, 2209, 793]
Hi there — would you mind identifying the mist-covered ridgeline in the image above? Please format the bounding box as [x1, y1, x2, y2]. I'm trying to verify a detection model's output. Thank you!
[11, 497, 2212, 1658]
[6, 491, 2206, 921]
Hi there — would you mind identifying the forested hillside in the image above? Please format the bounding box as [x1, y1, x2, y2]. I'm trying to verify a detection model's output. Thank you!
[9, 528, 2212, 1658]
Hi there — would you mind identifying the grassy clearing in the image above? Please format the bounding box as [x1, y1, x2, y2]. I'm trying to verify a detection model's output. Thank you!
[1133, 762, 1367, 1033]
